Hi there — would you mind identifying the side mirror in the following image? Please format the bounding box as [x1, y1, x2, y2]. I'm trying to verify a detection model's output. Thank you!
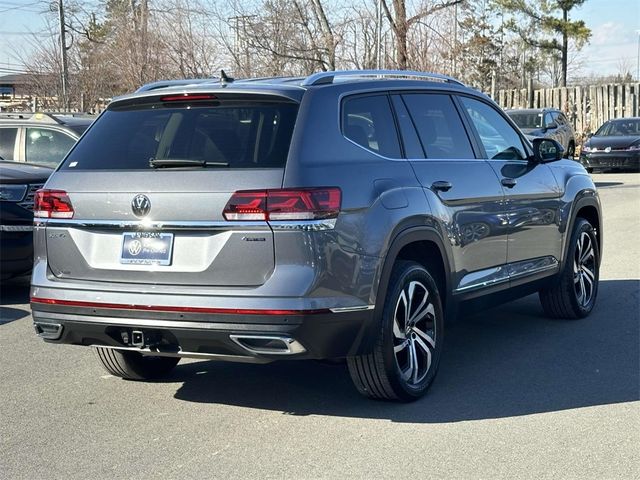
[586, 132, 594, 138]
[532, 138, 564, 163]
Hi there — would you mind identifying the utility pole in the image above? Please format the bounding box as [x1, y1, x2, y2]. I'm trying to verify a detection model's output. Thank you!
[452, 3, 458, 77]
[375, 0, 383, 69]
[57, 0, 69, 111]
[636, 30, 640, 82]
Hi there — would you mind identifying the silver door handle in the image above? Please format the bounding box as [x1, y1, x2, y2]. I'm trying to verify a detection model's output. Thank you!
[501, 178, 517, 188]
[431, 181, 453, 192]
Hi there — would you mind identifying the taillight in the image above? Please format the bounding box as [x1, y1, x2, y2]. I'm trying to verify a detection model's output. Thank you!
[223, 188, 341, 221]
[34, 189, 74, 219]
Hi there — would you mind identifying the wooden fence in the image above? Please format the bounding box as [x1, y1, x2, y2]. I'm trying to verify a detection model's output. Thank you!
[495, 83, 640, 136]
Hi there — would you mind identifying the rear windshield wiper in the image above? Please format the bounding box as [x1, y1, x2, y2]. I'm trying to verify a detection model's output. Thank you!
[149, 158, 230, 168]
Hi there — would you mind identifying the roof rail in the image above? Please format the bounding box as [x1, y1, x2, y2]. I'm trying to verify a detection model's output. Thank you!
[0, 112, 63, 124]
[301, 70, 464, 87]
[135, 79, 215, 93]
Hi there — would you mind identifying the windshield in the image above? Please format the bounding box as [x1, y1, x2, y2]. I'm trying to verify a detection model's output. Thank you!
[595, 119, 640, 137]
[507, 112, 544, 129]
[61, 100, 299, 170]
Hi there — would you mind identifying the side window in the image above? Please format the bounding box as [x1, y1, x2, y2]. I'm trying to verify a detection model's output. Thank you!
[342, 95, 401, 159]
[390, 95, 425, 159]
[459, 97, 528, 161]
[402, 94, 475, 159]
[26, 128, 76, 167]
[544, 112, 554, 128]
[0, 127, 18, 161]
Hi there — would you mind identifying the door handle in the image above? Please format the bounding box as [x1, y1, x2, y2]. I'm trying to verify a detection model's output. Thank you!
[501, 178, 517, 188]
[431, 181, 453, 192]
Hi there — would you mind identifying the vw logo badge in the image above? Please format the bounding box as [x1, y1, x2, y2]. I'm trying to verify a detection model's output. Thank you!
[128, 239, 143, 256]
[131, 194, 151, 218]
[604, 146, 612, 153]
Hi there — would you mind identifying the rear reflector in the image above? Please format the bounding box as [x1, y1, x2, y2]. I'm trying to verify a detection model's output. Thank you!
[30, 297, 330, 316]
[223, 187, 341, 221]
[34, 189, 74, 219]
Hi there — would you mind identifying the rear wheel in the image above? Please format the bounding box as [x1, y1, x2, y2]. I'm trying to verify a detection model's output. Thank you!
[347, 261, 444, 402]
[95, 347, 179, 380]
[539, 218, 599, 319]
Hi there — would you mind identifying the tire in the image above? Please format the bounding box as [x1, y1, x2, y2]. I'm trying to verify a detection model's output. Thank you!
[539, 218, 599, 319]
[95, 347, 180, 380]
[347, 260, 444, 402]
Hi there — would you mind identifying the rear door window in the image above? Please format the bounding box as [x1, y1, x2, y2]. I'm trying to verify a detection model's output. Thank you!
[0, 127, 18, 161]
[61, 100, 299, 170]
[342, 95, 402, 159]
[25, 128, 76, 167]
[401, 93, 475, 159]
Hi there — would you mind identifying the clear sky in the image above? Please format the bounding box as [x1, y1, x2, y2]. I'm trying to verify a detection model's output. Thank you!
[1, 0, 639, 79]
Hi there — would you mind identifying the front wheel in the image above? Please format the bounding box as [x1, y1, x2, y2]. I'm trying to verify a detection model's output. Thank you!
[539, 218, 599, 319]
[347, 261, 444, 402]
[95, 347, 180, 380]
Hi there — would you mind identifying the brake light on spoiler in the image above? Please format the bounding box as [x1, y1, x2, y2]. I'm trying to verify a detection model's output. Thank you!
[223, 187, 341, 221]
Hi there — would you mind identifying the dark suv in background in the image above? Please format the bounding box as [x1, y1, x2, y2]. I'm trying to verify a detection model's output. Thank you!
[507, 108, 576, 159]
[31, 70, 601, 401]
[1, 112, 91, 280]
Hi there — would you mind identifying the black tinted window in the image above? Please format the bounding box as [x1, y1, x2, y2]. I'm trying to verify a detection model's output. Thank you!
[402, 94, 474, 159]
[61, 101, 298, 170]
[342, 95, 401, 158]
[26, 128, 75, 167]
[460, 97, 527, 160]
[0, 127, 17, 160]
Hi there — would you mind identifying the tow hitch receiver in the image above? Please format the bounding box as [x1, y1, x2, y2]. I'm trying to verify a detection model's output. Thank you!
[131, 330, 145, 347]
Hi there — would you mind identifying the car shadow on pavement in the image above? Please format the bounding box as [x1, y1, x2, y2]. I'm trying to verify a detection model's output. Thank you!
[171, 279, 639, 422]
[0, 278, 31, 324]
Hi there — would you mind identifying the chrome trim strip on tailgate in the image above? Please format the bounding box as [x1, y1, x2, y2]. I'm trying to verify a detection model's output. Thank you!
[37, 219, 269, 230]
[37, 218, 337, 230]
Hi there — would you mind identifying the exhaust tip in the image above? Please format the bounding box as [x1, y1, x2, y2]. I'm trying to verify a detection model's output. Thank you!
[33, 322, 63, 340]
[230, 335, 306, 355]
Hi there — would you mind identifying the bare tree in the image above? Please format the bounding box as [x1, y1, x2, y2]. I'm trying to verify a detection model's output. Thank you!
[380, 0, 463, 70]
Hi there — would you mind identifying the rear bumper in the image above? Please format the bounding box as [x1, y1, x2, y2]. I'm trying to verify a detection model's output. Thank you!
[579, 151, 640, 170]
[31, 301, 376, 361]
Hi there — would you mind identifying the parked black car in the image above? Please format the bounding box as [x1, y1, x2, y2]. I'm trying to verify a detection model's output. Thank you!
[580, 117, 640, 172]
[0, 161, 53, 280]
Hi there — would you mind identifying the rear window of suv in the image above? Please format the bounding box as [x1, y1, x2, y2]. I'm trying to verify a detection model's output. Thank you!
[61, 99, 298, 170]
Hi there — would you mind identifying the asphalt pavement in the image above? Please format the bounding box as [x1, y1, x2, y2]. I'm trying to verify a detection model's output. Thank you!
[1, 173, 639, 479]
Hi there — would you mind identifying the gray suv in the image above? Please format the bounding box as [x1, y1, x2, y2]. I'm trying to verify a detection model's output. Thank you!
[507, 108, 576, 159]
[31, 70, 602, 402]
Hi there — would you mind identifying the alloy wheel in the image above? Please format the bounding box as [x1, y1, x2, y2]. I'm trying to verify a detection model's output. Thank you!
[392, 281, 437, 386]
[573, 231, 596, 307]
